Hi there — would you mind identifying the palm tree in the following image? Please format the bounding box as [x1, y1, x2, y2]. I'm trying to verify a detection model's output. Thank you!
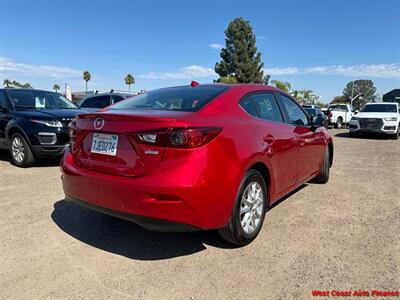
[83, 71, 91, 93]
[21, 83, 32, 89]
[301, 90, 313, 102]
[53, 84, 60, 93]
[3, 79, 11, 87]
[124, 74, 135, 92]
[12, 80, 20, 88]
[271, 80, 291, 93]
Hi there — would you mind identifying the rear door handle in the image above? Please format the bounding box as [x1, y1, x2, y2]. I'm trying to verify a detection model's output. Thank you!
[263, 135, 275, 144]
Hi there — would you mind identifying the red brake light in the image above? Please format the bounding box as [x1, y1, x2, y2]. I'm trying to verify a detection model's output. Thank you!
[134, 127, 222, 148]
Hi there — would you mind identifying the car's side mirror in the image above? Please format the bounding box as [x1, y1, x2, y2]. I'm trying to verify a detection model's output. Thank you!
[311, 115, 324, 130]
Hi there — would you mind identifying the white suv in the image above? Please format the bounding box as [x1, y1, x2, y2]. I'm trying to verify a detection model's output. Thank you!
[349, 102, 400, 139]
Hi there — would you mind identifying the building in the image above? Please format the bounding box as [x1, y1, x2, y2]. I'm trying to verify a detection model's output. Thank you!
[382, 89, 400, 104]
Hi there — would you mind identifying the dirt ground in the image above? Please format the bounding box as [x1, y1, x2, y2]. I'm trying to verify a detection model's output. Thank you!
[0, 129, 399, 299]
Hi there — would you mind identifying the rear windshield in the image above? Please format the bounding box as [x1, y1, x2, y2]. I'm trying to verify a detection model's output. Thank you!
[361, 104, 397, 113]
[108, 85, 230, 112]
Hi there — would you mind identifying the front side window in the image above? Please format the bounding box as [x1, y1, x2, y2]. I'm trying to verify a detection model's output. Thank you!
[280, 95, 309, 126]
[7, 90, 77, 109]
[111, 95, 125, 104]
[109, 86, 230, 112]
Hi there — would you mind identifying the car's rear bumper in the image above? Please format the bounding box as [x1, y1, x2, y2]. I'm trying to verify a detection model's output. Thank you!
[65, 195, 199, 232]
[61, 149, 238, 231]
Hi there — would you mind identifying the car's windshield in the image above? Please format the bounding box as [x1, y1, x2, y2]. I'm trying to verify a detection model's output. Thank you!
[7, 90, 77, 110]
[361, 104, 397, 113]
[108, 85, 230, 112]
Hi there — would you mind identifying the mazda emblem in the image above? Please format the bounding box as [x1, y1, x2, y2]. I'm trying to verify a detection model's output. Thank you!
[94, 118, 105, 130]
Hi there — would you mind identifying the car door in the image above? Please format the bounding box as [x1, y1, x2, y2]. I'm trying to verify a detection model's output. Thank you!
[239, 92, 299, 196]
[278, 94, 326, 182]
[0, 90, 12, 145]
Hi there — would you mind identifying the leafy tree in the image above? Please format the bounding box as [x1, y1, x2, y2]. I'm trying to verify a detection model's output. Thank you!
[215, 17, 264, 83]
[83, 71, 91, 93]
[53, 84, 60, 93]
[330, 95, 349, 104]
[271, 80, 291, 92]
[216, 76, 238, 84]
[124, 74, 135, 92]
[12, 80, 20, 88]
[3, 79, 11, 87]
[343, 79, 376, 109]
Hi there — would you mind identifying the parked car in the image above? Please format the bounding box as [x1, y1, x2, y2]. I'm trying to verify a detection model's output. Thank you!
[327, 104, 357, 128]
[349, 102, 400, 139]
[0, 88, 82, 167]
[61, 84, 333, 246]
[77, 92, 132, 111]
[303, 105, 329, 128]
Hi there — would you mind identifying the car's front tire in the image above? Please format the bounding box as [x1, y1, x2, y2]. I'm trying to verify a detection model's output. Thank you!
[218, 170, 267, 246]
[10, 133, 35, 168]
[335, 117, 343, 129]
[392, 125, 399, 140]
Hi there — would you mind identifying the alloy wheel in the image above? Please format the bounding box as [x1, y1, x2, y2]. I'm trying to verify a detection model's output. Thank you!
[11, 136, 25, 163]
[240, 181, 264, 234]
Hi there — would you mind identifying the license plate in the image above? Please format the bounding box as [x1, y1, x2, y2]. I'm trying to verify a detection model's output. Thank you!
[91, 133, 118, 156]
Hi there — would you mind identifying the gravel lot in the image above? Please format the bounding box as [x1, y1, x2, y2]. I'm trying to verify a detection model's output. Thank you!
[1, 129, 399, 299]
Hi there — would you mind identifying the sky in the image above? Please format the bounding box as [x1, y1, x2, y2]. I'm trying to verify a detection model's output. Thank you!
[0, 0, 399, 103]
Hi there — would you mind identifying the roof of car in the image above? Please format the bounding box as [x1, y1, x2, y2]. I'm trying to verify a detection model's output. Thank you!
[1, 88, 59, 93]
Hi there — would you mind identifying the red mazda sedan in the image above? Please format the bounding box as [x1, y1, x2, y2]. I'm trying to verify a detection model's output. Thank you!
[61, 84, 333, 245]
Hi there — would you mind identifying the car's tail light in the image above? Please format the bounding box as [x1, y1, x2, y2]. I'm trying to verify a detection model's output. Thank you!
[134, 127, 222, 148]
[68, 119, 78, 151]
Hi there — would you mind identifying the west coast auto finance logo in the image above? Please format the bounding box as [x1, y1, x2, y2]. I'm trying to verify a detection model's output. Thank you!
[94, 118, 105, 130]
[312, 290, 399, 297]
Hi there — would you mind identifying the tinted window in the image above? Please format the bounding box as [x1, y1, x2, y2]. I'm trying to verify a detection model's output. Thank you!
[361, 104, 397, 113]
[7, 90, 77, 109]
[239, 97, 257, 117]
[280, 95, 309, 126]
[109, 86, 229, 112]
[0, 91, 8, 107]
[251, 93, 283, 122]
[81, 95, 111, 108]
[305, 108, 317, 116]
[111, 95, 124, 104]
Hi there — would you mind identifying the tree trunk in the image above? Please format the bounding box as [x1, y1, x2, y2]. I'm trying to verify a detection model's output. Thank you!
[85, 81, 88, 93]
[128, 84, 130, 92]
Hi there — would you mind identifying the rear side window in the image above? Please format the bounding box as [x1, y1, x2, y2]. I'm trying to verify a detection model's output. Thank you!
[0, 91, 8, 107]
[111, 95, 124, 104]
[81, 95, 111, 108]
[108, 86, 230, 112]
[280, 95, 309, 126]
[239, 97, 258, 117]
[251, 93, 283, 122]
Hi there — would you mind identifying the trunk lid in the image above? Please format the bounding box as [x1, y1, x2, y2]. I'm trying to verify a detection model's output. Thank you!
[72, 111, 190, 177]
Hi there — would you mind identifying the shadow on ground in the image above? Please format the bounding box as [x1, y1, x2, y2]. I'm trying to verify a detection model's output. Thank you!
[0, 149, 61, 167]
[51, 185, 307, 260]
[334, 132, 396, 140]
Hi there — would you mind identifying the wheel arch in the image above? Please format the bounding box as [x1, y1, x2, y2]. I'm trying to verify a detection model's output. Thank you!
[247, 161, 272, 206]
[6, 125, 31, 147]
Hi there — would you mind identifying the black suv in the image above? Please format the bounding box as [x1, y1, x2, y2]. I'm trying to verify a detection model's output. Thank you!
[0, 88, 82, 167]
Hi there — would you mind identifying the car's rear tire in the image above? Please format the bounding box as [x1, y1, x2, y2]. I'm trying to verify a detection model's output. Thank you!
[218, 170, 267, 246]
[335, 117, 343, 129]
[313, 147, 330, 184]
[349, 132, 358, 138]
[10, 133, 35, 168]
